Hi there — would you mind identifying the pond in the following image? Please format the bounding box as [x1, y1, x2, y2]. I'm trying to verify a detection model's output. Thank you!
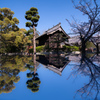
[0, 54, 100, 100]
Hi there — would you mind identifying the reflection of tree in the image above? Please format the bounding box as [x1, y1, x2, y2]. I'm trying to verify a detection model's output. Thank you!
[26, 54, 41, 93]
[0, 67, 20, 93]
[0, 55, 32, 94]
[69, 54, 100, 99]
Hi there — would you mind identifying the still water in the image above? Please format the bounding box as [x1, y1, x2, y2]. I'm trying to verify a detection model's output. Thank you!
[0, 54, 100, 100]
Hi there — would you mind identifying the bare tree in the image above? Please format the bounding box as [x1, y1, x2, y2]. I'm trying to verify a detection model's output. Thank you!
[68, 54, 100, 99]
[66, 0, 100, 55]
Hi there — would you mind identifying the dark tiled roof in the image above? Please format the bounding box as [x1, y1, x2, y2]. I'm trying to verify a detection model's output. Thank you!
[36, 23, 70, 40]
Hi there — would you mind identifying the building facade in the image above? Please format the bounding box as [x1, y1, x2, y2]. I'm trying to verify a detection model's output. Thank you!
[36, 23, 70, 51]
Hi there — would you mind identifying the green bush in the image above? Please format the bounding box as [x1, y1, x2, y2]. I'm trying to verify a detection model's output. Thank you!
[29, 45, 44, 53]
[36, 45, 44, 52]
[71, 46, 79, 51]
[63, 45, 79, 51]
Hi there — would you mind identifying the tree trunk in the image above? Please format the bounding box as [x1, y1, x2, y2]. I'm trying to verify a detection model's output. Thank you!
[96, 43, 99, 55]
[33, 25, 36, 54]
[96, 43, 99, 53]
[33, 54, 36, 75]
[81, 38, 86, 56]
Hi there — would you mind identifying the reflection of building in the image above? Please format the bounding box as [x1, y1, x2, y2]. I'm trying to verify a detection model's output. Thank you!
[66, 54, 81, 62]
[36, 23, 70, 49]
[36, 54, 70, 75]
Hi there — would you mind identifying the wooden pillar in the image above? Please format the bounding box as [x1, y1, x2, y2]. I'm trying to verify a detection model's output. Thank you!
[49, 35, 51, 49]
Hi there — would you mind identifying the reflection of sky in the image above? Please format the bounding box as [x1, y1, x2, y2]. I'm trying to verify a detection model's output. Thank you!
[0, 62, 93, 100]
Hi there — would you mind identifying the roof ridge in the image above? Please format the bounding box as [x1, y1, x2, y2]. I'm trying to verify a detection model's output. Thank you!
[46, 23, 61, 32]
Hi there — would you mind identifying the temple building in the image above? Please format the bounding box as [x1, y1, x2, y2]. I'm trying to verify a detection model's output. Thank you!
[36, 23, 70, 50]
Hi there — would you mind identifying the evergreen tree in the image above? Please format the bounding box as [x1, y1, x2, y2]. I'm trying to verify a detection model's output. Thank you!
[0, 8, 19, 34]
[0, 8, 19, 53]
[26, 55, 41, 93]
[49, 32, 68, 53]
[25, 7, 40, 54]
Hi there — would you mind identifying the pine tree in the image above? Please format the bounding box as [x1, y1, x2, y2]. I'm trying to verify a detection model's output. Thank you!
[0, 8, 19, 53]
[25, 7, 40, 54]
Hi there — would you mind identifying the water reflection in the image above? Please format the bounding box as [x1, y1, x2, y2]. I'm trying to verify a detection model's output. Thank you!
[0, 55, 32, 94]
[36, 54, 70, 75]
[0, 53, 100, 100]
[68, 54, 100, 99]
[25, 55, 41, 93]
[36, 53, 100, 99]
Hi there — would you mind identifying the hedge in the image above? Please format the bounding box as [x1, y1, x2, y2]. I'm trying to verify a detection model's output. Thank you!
[36, 45, 44, 52]
[63, 45, 79, 51]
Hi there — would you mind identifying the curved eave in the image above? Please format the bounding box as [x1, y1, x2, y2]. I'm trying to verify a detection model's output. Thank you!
[36, 23, 70, 40]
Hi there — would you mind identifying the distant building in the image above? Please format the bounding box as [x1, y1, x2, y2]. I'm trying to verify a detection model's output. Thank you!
[36, 23, 70, 50]
[68, 36, 81, 46]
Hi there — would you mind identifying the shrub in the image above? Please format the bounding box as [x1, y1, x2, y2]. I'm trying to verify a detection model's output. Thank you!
[63, 45, 79, 51]
[29, 45, 44, 53]
[36, 45, 44, 52]
[71, 46, 79, 51]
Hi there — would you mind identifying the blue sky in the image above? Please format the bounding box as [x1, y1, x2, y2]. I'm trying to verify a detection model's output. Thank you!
[0, 0, 88, 35]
